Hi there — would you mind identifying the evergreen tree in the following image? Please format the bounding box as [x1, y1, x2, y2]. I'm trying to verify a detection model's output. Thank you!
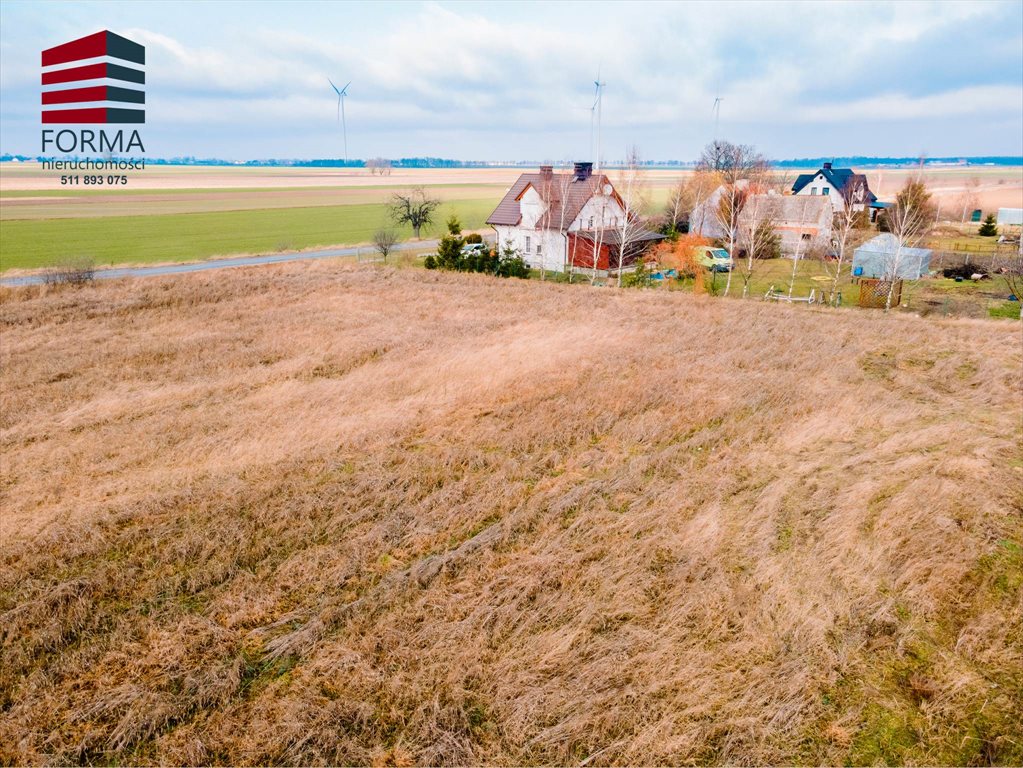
[435, 215, 465, 270]
[978, 213, 998, 237]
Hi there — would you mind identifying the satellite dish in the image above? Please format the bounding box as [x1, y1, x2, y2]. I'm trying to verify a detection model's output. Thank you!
[603, 183, 612, 195]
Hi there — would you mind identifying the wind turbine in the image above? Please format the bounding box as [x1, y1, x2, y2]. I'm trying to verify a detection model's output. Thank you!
[712, 96, 723, 141]
[592, 68, 605, 172]
[328, 78, 351, 165]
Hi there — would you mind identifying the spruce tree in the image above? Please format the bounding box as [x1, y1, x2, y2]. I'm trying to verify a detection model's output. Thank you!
[978, 213, 998, 237]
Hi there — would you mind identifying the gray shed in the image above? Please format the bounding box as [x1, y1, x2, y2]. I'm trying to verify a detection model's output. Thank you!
[852, 233, 932, 280]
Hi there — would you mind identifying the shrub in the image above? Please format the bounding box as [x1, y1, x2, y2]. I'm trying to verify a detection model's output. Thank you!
[978, 214, 998, 237]
[496, 253, 529, 279]
[464, 233, 483, 245]
[622, 259, 653, 288]
[424, 255, 437, 270]
[43, 257, 96, 287]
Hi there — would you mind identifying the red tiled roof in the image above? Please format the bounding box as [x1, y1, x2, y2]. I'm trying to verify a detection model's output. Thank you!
[486, 171, 613, 230]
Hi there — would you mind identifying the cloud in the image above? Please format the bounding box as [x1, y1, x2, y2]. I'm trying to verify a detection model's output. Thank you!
[1, 0, 1020, 158]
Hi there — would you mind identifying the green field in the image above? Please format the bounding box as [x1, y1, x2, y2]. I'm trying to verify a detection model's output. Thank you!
[0, 198, 499, 270]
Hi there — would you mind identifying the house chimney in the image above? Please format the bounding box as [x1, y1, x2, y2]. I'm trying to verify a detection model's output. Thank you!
[822, 162, 832, 170]
[539, 164, 553, 179]
[573, 162, 593, 181]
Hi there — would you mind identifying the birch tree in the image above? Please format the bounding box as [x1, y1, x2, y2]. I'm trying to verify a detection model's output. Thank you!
[881, 180, 936, 312]
[555, 163, 576, 279]
[821, 178, 870, 305]
[536, 169, 555, 282]
[612, 146, 651, 287]
[786, 196, 814, 298]
[735, 194, 779, 298]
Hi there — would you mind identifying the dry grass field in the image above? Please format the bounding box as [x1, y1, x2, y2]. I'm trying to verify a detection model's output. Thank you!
[1, 263, 1021, 766]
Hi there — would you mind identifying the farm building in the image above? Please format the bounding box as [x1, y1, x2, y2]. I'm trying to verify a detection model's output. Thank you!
[486, 162, 662, 274]
[689, 179, 764, 239]
[791, 162, 876, 212]
[737, 193, 832, 256]
[852, 233, 932, 280]
[691, 186, 832, 257]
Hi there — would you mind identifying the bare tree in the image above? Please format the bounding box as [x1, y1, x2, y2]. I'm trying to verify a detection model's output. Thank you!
[786, 196, 815, 299]
[953, 176, 982, 224]
[366, 158, 392, 176]
[555, 163, 575, 278]
[389, 187, 441, 239]
[589, 193, 609, 286]
[372, 229, 399, 261]
[1001, 249, 1023, 320]
[685, 169, 718, 238]
[822, 179, 870, 305]
[735, 195, 780, 298]
[881, 180, 936, 311]
[698, 141, 768, 296]
[612, 146, 651, 287]
[714, 182, 748, 297]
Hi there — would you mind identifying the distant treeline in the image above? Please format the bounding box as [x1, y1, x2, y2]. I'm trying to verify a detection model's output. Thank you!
[3, 154, 1021, 168]
[774, 156, 1023, 168]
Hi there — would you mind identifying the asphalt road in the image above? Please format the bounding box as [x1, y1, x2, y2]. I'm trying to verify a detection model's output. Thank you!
[0, 238, 448, 287]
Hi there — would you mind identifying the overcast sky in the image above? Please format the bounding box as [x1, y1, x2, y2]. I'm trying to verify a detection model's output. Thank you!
[1, 0, 1021, 161]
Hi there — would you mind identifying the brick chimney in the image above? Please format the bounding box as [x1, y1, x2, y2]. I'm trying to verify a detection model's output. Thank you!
[573, 162, 593, 181]
[539, 164, 553, 179]
[822, 162, 833, 170]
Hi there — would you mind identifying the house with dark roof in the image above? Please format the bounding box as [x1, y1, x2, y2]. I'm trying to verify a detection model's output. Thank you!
[486, 162, 663, 274]
[791, 162, 876, 212]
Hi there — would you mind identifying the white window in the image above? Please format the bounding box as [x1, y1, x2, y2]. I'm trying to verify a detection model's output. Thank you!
[822, 187, 830, 196]
[811, 188, 818, 195]
[525, 236, 531, 253]
[536, 243, 542, 256]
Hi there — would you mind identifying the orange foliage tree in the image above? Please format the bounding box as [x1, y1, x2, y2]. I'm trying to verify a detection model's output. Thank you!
[652, 233, 712, 292]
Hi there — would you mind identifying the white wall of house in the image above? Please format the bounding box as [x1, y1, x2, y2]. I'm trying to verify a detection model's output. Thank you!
[518, 186, 544, 228]
[794, 174, 845, 210]
[570, 193, 625, 233]
[493, 224, 568, 273]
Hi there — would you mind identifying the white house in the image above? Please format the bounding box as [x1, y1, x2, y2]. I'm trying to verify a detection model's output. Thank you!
[791, 162, 876, 212]
[486, 162, 662, 273]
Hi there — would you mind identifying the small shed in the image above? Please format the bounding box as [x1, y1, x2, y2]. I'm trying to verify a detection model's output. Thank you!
[852, 233, 932, 280]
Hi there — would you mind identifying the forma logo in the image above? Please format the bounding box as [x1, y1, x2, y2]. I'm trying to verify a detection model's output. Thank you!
[40, 30, 147, 155]
[42, 30, 145, 124]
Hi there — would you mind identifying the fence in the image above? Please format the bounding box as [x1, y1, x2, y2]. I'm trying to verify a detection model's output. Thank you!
[858, 278, 902, 309]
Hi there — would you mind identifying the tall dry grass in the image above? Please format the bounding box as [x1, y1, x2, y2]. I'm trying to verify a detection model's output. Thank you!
[1, 263, 1021, 766]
